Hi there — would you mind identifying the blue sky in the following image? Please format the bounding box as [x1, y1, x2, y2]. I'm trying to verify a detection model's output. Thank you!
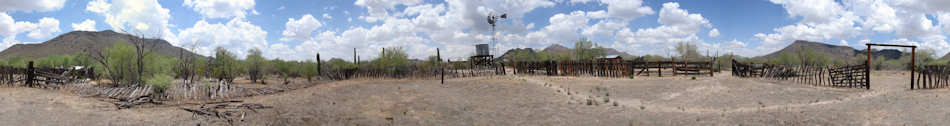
[1, 0, 950, 61]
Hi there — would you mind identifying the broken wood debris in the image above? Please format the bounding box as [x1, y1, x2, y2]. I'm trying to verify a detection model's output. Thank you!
[181, 100, 273, 125]
[111, 94, 162, 109]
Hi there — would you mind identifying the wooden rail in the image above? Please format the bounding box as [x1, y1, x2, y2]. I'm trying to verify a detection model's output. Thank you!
[732, 60, 869, 89]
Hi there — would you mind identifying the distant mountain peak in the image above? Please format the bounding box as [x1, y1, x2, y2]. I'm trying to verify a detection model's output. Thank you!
[542, 44, 571, 53]
[499, 44, 632, 60]
[0, 30, 201, 59]
[762, 40, 905, 60]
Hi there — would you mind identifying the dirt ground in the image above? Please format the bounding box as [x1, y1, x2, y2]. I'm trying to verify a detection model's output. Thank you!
[2, 71, 950, 125]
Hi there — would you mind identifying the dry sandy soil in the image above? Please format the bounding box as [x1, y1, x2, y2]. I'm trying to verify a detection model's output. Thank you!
[1, 71, 950, 125]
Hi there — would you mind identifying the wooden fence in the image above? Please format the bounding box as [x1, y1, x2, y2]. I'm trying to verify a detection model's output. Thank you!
[325, 61, 504, 80]
[0, 62, 96, 88]
[511, 60, 714, 77]
[732, 60, 869, 89]
[915, 65, 950, 89]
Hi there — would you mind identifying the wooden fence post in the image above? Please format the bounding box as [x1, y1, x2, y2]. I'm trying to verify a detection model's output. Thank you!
[911, 47, 915, 90]
[438, 48, 443, 84]
[317, 53, 321, 77]
[26, 61, 33, 87]
[866, 44, 871, 90]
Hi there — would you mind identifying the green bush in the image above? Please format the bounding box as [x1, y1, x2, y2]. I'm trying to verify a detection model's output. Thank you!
[574, 37, 606, 60]
[95, 41, 177, 86]
[211, 47, 238, 82]
[327, 58, 356, 70]
[146, 74, 174, 95]
[369, 46, 410, 75]
[300, 61, 319, 81]
[245, 48, 267, 83]
[106, 41, 137, 85]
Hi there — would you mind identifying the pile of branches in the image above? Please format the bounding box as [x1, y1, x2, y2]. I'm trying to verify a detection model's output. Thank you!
[181, 100, 273, 124]
[111, 94, 162, 109]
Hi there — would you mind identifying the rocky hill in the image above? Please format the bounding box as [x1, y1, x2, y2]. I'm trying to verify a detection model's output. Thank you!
[0, 30, 202, 59]
[539, 44, 630, 57]
[499, 44, 632, 60]
[761, 40, 904, 60]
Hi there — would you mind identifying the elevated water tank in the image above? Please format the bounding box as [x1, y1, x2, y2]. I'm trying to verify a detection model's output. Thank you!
[476, 44, 490, 56]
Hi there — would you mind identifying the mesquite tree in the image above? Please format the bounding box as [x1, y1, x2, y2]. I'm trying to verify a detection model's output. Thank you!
[245, 48, 266, 84]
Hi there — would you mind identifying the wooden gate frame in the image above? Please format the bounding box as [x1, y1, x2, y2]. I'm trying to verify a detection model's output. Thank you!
[865, 43, 916, 89]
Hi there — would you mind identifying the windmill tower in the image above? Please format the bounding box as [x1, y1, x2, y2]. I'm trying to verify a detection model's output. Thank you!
[486, 12, 507, 58]
[471, 13, 507, 66]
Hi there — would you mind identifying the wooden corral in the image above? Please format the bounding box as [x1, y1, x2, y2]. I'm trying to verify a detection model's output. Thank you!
[511, 60, 714, 77]
[732, 60, 870, 89]
[324, 60, 504, 80]
[0, 61, 96, 88]
[632, 61, 714, 77]
[915, 65, 950, 89]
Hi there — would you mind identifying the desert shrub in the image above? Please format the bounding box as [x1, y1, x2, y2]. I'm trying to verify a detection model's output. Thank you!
[691, 76, 696, 80]
[538, 51, 570, 61]
[146, 74, 174, 95]
[245, 48, 267, 83]
[418, 55, 441, 70]
[675, 42, 702, 61]
[300, 61, 319, 82]
[106, 41, 137, 85]
[715, 53, 741, 70]
[271, 58, 296, 83]
[326, 58, 356, 70]
[770, 52, 799, 65]
[574, 37, 606, 60]
[369, 46, 410, 76]
[211, 47, 238, 82]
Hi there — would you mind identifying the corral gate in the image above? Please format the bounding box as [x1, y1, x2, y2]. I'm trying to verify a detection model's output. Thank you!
[865, 43, 922, 89]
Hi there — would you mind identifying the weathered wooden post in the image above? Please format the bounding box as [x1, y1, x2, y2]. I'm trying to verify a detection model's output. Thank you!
[382, 47, 385, 77]
[911, 47, 916, 89]
[26, 61, 33, 87]
[317, 53, 321, 77]
[438, 48, 443, 84]
[866, 44, 871, 89]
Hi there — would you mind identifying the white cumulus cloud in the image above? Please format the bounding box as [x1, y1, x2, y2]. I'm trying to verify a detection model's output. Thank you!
[600, 0, 654, 20]
[0, 13, 60, 50]
[183, 0, 256, 19]
[0, 0, 66, 12]
[709, 28, 719, 37]
[86, 0, 177, 45]
[25, 17, 59, 39]
[280, 14, 323, 42]
[177, 18, 268, 57]
[612, 2, 715, 56]
[72, 19, 97, 31]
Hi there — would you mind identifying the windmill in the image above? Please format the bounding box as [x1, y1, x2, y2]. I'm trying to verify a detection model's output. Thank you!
[486, 12, 507, 58]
